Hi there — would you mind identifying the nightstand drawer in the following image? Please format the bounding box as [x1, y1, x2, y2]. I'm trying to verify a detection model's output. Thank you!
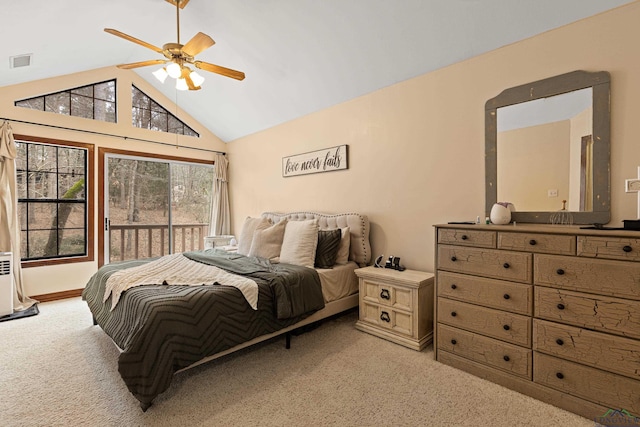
[438, 228, 496, 248]
[498, 232, 575, 255]
[577, 236, 640, 261]
[533, 352, 640, 415]
[437, 271, 532, 315]
[534, 319, 640, 380]
[437, 298, 531, 346]
[361, 301, 413, 338]
[438, 324, 531, 379]
[437, 245, 532, 283]
[361, 278, 413, 311]
[535, 254, 640, 300]
[535, 287, 640, 339]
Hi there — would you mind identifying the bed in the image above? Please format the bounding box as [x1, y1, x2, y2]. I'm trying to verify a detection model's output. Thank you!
[82, 211, 370, 410]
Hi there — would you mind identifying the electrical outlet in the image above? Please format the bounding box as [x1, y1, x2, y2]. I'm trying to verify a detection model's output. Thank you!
[548, 189, 558, 197]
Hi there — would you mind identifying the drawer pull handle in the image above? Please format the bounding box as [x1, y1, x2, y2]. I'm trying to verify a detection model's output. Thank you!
[451, 339, 457, 345]
[557, 303, 565, 310]
[380, 311, 391, 323]
[503, 262, 510, 269]
[623, 245, 633, 253]
[529, 239, 537, 246]
[503, 324, 510, 331]
[451, 256, 457, 262]
[380, 289, 391, 300]
[450, 284, 457, 290]
[451, 311, 457, 317]
[556, 339, 564, 346]
[503, 294, 510, 300]
[556, 372, 564, 380]
[461, 235, 468, 240]
[503, 355, 510, 362]
[556, 269, 565, 275]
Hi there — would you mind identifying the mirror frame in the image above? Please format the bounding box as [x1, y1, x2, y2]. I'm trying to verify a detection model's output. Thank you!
[485, 70, 611, 224]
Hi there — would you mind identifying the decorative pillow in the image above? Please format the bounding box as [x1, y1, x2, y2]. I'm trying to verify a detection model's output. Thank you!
[248, 219, 288, 259]
[237, 216, 271, 256]
[279, 219, 319, 268]
[315, 229, 342, 269]
[334, 226, 351, 265]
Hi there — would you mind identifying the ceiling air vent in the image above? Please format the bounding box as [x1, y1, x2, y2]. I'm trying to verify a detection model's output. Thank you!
[10, 54, 32, 69]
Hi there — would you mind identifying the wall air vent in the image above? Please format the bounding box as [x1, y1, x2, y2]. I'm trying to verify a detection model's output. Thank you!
[10, 54, 32, 68]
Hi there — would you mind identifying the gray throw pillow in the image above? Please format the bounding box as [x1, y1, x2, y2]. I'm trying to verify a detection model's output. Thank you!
[314, 229, 342, 269]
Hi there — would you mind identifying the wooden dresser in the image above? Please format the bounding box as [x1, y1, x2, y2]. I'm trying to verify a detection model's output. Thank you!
[434, 223, 640, 420]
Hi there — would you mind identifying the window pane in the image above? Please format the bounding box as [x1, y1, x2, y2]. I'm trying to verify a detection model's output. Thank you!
[16, 97, 44, 110]
[184, 127, 198, 137]
[57, 147, 85, 174]
[150, 111, 168, 131]
[95, 100, 116, 123]
[28, 144, 57, 173]
[59, 228, 85, 256]
[150, 100, 164, 113]
[95, 81, 116, 102]
[132, 107, 151, 129]
[71, 94, 94, 119]
[27, 230, 55, 258]
[59, 203, 85, 229]
[167, 116, 183, 134]
[71, 86, 93, 97]
[45, 93, 70, 115]
[17, 171, 27, 199]
[131, 87, 149, 109]
[28, 203, 55, 230]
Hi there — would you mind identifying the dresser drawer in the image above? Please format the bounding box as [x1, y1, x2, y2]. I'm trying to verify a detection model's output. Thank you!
[437, 298, 531, 346]
[534, 254, 640, 300]
[533, 352, 640, 415]
[438, 324, 532, 379]
[534, 319, 640, 380]
[361, 301, 413, 338]
[578, 236, 640, 261]
[498, 232, 575, 255]
[361, 278, 414, 311]
[437, 245, 532, 284]
[438, 228, 496, 248]
[534, 287, 640, 339]
[437, 271, 532, 315]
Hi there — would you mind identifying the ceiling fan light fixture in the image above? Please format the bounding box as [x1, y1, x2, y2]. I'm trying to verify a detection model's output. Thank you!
[190, 70, 205, 87]
[152, 67, 169, 83]
[176, 77, 189, 91]
[166, 62, 182, 78]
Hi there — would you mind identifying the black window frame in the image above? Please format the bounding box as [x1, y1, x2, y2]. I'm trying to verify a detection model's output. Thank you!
[14, 79, 117, 124]
[131, 85, 199, 137]
[15, 135, 95, 267]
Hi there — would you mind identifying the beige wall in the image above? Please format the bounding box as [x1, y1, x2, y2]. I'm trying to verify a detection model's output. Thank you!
[0, 66, 225, 296]
[228, 2, 640, 273]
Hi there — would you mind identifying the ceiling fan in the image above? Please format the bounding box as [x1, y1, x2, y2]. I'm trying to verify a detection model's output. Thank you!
[105, 0, 245, 91]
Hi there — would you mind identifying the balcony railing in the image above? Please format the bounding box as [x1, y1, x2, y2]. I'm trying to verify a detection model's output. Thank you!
[109, 223, 208, 262]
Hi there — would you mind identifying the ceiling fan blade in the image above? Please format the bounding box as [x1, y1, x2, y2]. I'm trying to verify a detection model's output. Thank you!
[194, 61, 245, 81]
[117, 59, 167, 69]
[104, 28, 163, 53]
[182, 32, 215, 57]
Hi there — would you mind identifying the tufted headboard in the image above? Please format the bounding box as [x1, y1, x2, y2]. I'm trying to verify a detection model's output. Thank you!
[261, 211, 371, 267]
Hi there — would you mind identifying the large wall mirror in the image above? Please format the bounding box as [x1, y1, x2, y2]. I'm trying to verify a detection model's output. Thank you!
[485, 70, 610, 224]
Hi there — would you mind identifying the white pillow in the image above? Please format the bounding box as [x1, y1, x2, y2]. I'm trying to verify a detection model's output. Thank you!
[334, 226, 351, 265]
[279, 219, 319, 268]
[248, 219, 287, 259]
[237, 216, 271, 256]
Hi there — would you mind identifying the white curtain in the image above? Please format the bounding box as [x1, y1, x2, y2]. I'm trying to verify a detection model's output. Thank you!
[0, 121, 36, 311]
[208, 153, 230, 236]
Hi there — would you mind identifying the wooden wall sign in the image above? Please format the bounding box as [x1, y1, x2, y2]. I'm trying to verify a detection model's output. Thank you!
[282, 145, 348, 177]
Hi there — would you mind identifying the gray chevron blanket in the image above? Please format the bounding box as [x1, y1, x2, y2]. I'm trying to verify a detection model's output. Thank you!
[82, 249, 324, 409]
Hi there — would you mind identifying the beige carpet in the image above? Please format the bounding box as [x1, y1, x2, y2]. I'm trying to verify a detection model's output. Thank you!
[0, 297, 593, 427]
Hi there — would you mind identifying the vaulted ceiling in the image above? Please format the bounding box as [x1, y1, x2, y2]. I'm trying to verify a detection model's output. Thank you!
[1, 0, 634, 142]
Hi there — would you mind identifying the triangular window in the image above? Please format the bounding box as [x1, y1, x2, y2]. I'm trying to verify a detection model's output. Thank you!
[131, 85, 199, 137]
[15, 80, 116, 123]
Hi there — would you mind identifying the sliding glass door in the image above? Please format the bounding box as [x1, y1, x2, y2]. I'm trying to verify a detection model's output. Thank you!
[103, 153, 213, 264]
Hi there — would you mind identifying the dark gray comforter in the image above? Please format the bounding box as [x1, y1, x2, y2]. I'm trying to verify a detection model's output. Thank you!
[82, 249, 325, 409]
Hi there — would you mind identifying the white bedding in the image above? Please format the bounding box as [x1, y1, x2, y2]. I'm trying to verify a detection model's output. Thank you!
[316, 261, 359, 303]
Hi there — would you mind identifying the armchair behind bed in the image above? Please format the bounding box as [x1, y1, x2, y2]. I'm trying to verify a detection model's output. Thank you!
[260, 212, 371, 267]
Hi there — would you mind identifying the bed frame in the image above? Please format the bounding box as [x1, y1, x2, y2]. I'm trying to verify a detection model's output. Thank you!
[178, 211, 371, 372]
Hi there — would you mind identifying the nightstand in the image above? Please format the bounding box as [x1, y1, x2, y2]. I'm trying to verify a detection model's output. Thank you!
[355, 266, 434, 350]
